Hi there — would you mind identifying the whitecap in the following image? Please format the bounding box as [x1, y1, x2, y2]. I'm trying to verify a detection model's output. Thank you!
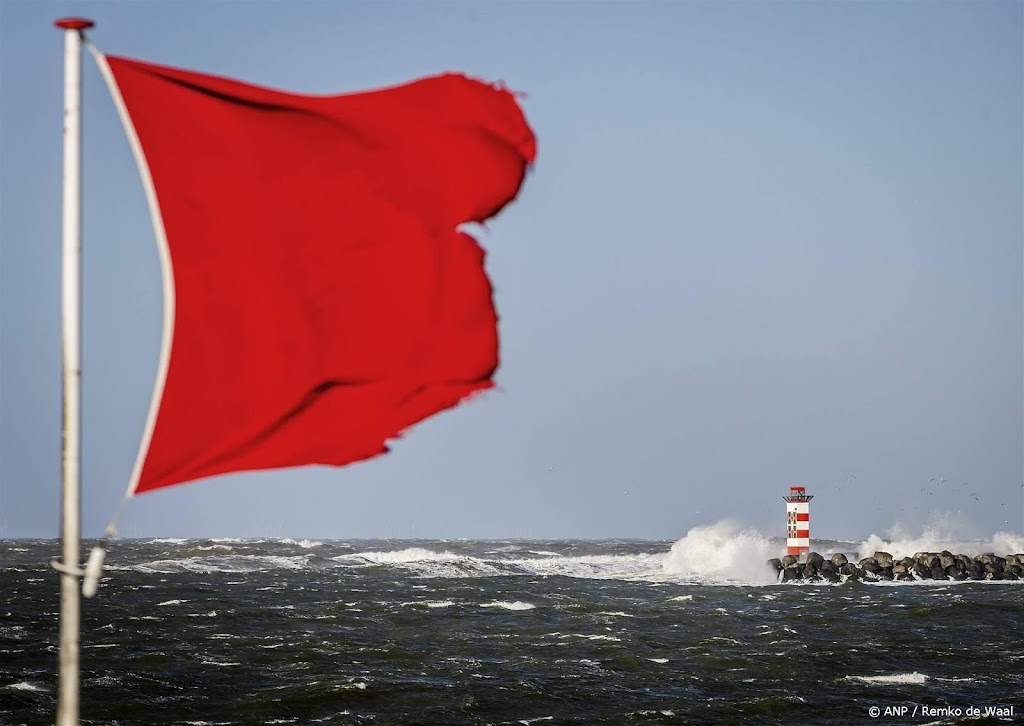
[481, 601, 535, 611]
[335, 547, 502, 577]
[846, 673, 929, 685]
[508, 552, 666, 581]
[6, 681, 46, 692]
[135, 555, 309, 574]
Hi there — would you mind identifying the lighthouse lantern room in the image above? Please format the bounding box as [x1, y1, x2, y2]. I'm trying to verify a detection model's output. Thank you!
[783, 486, 813, 557]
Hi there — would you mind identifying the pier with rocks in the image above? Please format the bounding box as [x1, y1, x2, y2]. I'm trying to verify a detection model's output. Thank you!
[767, 551, 1024, 583]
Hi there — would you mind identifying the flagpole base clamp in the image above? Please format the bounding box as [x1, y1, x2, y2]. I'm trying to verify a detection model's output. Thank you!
[49, 543, 107, 598]
[49, 559, 84, 577]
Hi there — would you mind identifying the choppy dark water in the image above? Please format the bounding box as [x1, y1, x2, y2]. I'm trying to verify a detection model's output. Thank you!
[2, 538, 1022, 725]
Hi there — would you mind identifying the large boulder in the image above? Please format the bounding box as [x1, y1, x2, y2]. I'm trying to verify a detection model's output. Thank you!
[806, 552, 825, 568]
[929, 566, 947, 580]
[802, 563, 818, 579]
[938, 551, 956, 569]
[831, 553, 848, 567]
[976, 553, 1006, 568]
[781, 566, 801, 582]
[915, 552, 940, 569]
[860, 559, 881, 574]
[767, 558, 783, 574]
[781, 555, 799, 567]
[839, 563, 858, 576]
[820, 562, 840, 583]
[873, 551, 894, 568]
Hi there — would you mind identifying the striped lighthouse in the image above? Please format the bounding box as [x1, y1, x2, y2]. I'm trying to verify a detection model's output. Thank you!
[784, 486, 813, 556]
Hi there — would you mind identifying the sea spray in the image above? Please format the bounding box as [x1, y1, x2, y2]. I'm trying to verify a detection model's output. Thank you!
[662, 520, 776, 583]
[858, 521, 1024, 560]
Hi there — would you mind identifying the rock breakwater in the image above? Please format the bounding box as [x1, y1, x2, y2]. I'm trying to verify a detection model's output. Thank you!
[767, 551, 1024, 583]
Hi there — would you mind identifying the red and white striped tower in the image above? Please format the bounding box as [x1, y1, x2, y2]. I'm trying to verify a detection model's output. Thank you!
[784, 486, 813, 556]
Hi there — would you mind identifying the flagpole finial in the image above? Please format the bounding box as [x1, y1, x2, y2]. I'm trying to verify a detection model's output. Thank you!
[54, 18, 94, 30]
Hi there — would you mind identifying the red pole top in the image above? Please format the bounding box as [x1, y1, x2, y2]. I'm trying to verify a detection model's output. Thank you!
[54, 18, 95, 30]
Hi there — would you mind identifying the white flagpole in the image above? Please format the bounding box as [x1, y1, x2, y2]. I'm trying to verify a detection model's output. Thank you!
[54, 16, 93, 726]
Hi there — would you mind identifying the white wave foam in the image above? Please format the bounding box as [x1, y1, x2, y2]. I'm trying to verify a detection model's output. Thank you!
[648, 658, 669, 664]
[663, 520, 777, 584]
[280, 538, 323, 548]
[6, 681, 46, 692]
[157, 599, 186, 606]
[403, 600, 455, 608]
[481, 601, 535, 610]
[992, 531, 1024, 554]
[131, 555, 309, 574]
[846, 672, 929, 685]
[150, 537, 188, 544]
[858, 520, 1024, 560]
[348, 547, 463, 564]
[508, 552, 666, 580]
[336, 548, 503, 578]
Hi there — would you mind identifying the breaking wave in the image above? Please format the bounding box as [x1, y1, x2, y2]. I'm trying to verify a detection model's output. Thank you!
[845, 672, 929, 685]
[858, 522, 1024, 561]
[115, 555, 313, 574]
[662, 521, 777, 584]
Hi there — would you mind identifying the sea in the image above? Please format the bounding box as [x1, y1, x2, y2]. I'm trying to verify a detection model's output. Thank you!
[2, 524, 1023, 726]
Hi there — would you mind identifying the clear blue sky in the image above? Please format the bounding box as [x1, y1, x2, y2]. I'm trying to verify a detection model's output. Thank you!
[1, 1, 1021, 540]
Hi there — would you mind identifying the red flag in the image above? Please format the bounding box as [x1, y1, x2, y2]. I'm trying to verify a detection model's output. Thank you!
[98, 54, 536, 494]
